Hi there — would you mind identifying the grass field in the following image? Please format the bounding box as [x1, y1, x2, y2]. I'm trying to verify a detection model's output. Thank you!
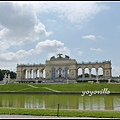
[0, 107, 120, 118]
[0, 82, 120, 93]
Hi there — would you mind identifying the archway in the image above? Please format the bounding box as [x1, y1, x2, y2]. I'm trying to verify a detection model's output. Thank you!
[91, 68, 96, 78]
[98, 67, 103, 78]
[42, 69, 46, 78]
[77, 68, 82, 78]
[84, 68, 89, 78]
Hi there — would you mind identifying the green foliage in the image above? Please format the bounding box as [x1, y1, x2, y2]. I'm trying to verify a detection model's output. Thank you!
[0, 69, 16, 80]
[78, 73, 99, 78]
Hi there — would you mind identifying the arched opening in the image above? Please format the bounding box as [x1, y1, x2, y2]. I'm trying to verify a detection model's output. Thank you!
[36, 69, 39, 78]
[43, 69, 45, 78]
[91, 68, 96, 78]
[39, 69, 43, 78]
[33, 69, 38, 79]
[77, 68, 82, 78]
[30, 69, 33, 78]
[58, 68, 62, 78]
[84, 68, 89, 78]
[29, 69, 33, 78]
[98, 67, 103, 78]
[65, 67, 69, 79]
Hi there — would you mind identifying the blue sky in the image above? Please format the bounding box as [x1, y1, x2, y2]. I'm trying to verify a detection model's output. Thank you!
[0, 1, 120, 76]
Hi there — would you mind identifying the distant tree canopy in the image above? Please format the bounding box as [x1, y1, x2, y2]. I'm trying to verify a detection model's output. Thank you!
[78, 73, 103, 78]
[0, 69, 16, 81]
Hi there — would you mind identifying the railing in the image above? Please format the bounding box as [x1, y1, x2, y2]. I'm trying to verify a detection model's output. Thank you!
[17, 63, 45, 67]
[77, 60, 111, 65]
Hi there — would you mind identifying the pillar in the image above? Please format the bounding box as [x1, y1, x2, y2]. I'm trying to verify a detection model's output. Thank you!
[56, 70, 58, 78]
[96, 68, 98, 79]
[62, 70, 65, 78]
[27, 70, 29, 79]
[39, 70, 41, 78]
[33, 70, 36, 78]
[89, 68, 91, 79]
[30, 70, 32, 78]
[82, 68, 85, 79]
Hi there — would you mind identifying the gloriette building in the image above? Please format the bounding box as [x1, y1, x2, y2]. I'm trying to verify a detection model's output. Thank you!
[16, 53, 112, 82]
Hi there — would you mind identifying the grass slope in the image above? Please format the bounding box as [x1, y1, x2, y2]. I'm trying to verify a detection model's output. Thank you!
[0, 82, 119, 93]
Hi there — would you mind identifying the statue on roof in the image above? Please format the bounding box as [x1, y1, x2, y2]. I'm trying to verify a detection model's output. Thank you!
[50, 56, 55, 60]
[65, 55, 70, 59]
[57, 53, 63, 58]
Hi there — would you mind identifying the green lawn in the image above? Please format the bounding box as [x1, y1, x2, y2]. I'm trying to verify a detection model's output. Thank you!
[0, 107, 119, 118]
[0, 82, 120, 93]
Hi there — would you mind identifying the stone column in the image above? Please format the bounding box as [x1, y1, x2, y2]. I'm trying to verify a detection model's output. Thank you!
[82, 68, 85, 79]
[56, 70, 58, 78]
[36, 69, 38, 77]
[50, 70, 52, 79]
[62, 70, 65, 78]
[67, 69, 70, 78]
[61, 69, 63, 78]
[27, 70, 29, 79]
[23, 70, 26, 79]
[30, 70, 32, 78]
[96, 68, 99, 83]
[29, 70, 31, 79]
[103, 69, 105, 78]
[41, 71, 43, 78]
[96, 68, 98, 79]
[89, 68, 91, 79]
[39, 70, 41, 78]
[33, 70, 36, 78]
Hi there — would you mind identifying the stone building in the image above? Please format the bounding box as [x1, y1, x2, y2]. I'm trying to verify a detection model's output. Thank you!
[16, 53, 112, 82]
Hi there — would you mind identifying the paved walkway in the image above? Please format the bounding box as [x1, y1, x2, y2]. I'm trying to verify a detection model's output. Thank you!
[0, 115, 114, 119]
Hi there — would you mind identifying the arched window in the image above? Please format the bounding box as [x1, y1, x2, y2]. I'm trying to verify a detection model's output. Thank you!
[58, 68, 62, 78]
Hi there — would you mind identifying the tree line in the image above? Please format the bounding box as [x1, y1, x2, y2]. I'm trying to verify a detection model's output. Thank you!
[0, 69, 16, 81]
[78, 73, 103, 78]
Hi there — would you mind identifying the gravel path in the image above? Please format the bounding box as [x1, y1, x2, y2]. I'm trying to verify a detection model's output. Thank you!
[0, 115, 111, 119]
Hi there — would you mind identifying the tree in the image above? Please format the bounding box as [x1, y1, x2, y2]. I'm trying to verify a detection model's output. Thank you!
[0, 69, 16, 81]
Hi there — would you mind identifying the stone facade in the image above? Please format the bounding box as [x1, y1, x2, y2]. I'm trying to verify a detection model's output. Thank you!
[16, 54, 112, 81]
[45, 54, 77, 80]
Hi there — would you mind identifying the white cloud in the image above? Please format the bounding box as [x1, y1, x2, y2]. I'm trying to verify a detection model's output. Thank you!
[0, 50, 31, 62]
[0, 39, 70, 62]
[82, 35, 96, 40]
[0, 1, 108, 51]
[35, 1, 109, 24]
[0, 41, 10, 52]
[0, 1, 109, 72]
[0, 2, 52, 50]
[16, 1, 108, 29]
[90, 47, 102, 52]
[35, 39, 70, 55]
[34, 23, 52, 36]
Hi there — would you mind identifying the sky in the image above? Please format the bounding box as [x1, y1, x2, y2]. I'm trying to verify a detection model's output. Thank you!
[0, 1, 120, 77]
